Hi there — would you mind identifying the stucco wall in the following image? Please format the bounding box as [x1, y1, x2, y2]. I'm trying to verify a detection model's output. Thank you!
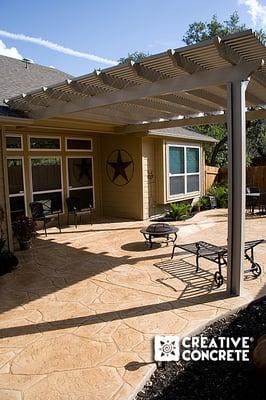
[101, 134, 143, 220]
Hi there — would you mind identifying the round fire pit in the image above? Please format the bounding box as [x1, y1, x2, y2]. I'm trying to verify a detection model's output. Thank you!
[140, 223, 178, 248]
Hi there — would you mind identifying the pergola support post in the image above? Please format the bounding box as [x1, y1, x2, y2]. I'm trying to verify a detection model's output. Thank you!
[226, 80, 249, 296]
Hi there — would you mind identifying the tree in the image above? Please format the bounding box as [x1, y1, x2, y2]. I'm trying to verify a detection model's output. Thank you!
[183, 11, 265, 45]
[118, 51, 149, 65]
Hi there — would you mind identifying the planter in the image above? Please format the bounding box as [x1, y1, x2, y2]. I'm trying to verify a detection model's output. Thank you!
[18, 240, 32, 251]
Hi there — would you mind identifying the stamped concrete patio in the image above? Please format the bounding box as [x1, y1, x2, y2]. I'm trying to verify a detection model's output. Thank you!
[0, 210, 265, 400]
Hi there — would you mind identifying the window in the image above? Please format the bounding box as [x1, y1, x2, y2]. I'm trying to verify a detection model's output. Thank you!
[66, 137, 92, 151]
[67, 157, 94, 209]
[167, 145, 200, 198]
[6, 135, 23, 150]
[7, 158, 26, 220]
[31, 157, 63, 212]
[29, 136, 61, 150]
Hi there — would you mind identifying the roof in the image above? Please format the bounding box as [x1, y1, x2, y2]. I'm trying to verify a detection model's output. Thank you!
[148, 127, 218, 143]
[0, 55, 72, 108]
[4, 30, 266, 130]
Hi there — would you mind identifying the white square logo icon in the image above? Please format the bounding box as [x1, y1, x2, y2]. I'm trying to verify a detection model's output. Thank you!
[154, 335, 180, 361]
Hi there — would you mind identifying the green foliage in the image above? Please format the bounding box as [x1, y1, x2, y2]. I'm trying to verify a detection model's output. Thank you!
[207, 183, 228, 208]
[118, 51, 149, 64]
[197, 196, 210, 210]
[170, 202, 191, 220]
[194, 124, 228, 167]
[183, 11, 265, 45]
[12, 216, 36, 241]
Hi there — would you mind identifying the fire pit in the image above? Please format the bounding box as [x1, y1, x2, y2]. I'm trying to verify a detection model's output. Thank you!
[140, 223, 178, 248]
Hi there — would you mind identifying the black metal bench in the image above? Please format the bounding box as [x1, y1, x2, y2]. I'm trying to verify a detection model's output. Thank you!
[171, 239, 264, 287]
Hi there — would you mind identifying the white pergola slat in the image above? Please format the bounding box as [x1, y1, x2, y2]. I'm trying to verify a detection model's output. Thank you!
[5, 30, 266, 296]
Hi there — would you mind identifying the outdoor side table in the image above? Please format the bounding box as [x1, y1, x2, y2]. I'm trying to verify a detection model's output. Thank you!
[246, 193, 260, 214]
[140, 223, 178, 248]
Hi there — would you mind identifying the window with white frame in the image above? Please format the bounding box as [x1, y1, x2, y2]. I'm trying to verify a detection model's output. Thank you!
[7, 157, 26, 220]
[167, 144, 200, 198]
[6, 134, 23, 150]
[67, 157, 94, 209]
[30, 157, 63, 213]
[29, 136, 61, 150]
[66, 137, 92, 151]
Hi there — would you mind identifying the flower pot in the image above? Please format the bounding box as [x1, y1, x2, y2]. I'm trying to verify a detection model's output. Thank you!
[19, 240, 32, 251]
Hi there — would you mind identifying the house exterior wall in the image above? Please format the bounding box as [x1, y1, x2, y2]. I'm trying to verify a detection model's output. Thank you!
[2, 128, 103, 224]
[100, 134, 143, 220]
[142, 137, 205, 218]
[0, 128, 8, 247]
[0, 117, 208, 248]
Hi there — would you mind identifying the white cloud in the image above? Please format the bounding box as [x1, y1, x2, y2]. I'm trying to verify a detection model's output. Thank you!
[0, 39, 23, 59]
[239, 0, 266, 29]
[0, 29, 117, 66]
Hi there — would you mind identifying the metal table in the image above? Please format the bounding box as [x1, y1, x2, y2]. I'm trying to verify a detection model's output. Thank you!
[140, 223, 178, 248]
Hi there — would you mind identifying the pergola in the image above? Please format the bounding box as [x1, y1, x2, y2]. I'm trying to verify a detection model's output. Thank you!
[5, 30, 266, 296]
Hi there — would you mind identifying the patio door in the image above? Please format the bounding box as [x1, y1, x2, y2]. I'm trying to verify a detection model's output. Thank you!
[7, 157, 26, 221]
[67, 157, 94, 209]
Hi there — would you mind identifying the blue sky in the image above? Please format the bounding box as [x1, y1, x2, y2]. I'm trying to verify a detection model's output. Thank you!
[0, 0, 265, 76]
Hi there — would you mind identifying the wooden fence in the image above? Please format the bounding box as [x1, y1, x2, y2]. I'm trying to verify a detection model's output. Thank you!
[205, 165, 219, 192]
[205, 165, 266, 193]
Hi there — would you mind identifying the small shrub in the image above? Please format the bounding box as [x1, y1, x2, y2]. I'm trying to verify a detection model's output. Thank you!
[198, 196, 211, 210]
[170, 202, 191, 220]
[208, 183, 228, 208]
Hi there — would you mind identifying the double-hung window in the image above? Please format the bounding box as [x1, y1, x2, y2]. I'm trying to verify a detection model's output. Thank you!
[167, 144, 200, 199]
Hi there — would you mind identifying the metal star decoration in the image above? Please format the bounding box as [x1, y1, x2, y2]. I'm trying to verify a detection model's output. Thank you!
[107, 150, 133, 185]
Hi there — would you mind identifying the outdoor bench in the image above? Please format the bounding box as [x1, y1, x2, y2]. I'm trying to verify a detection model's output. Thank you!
[171, 239, 264, 287]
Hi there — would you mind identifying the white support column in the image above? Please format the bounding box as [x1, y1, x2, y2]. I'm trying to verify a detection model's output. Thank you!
[227, 80, 249, 296]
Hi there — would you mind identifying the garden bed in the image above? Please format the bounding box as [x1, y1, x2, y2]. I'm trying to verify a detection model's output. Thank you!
[135, 296, 266, 400]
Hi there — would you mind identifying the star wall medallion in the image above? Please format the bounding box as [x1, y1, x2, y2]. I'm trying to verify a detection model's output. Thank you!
[106, 149, 134, 186]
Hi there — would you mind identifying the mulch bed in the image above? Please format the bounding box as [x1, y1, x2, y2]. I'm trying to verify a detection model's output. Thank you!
[135, 296, 266, 400]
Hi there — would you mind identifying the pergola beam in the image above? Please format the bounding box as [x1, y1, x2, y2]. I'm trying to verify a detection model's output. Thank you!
[30, 61, 263, 120]
[188, 89, 227, 108]
[116, 108, 266, 133]
[129, 60, 167, 82]
[168, 49, 204, 73]
[156, 94, 218, 113]
[214, 37, 266, 89]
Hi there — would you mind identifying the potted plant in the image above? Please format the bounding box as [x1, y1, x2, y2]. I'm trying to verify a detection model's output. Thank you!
[12, 216, 36, 250]
[0, 206, 18, 274]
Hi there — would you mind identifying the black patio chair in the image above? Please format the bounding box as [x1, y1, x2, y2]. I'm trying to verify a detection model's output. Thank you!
[29, 201, 61, 237]
[66, 197, 93, 228]
[246, 186, 260, 214]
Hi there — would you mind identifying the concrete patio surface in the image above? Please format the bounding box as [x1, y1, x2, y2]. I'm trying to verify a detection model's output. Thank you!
[0, 210, 265, 400]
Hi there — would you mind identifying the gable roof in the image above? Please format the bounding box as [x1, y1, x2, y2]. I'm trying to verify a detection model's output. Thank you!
[0, 55, 72, 107]
[148, 126, 218, 143]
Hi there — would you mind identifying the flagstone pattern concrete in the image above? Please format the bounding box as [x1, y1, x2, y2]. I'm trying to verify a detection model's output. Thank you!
[0, 210, 265, 400]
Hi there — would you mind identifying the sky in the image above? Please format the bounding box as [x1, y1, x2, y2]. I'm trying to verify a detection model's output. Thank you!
[0, 0, 265, 77]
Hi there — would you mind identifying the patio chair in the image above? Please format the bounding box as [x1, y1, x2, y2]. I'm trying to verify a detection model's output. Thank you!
[29, 201, 61, 237]
[246, 186, 260, 214]
[66, 197, 93, 228]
